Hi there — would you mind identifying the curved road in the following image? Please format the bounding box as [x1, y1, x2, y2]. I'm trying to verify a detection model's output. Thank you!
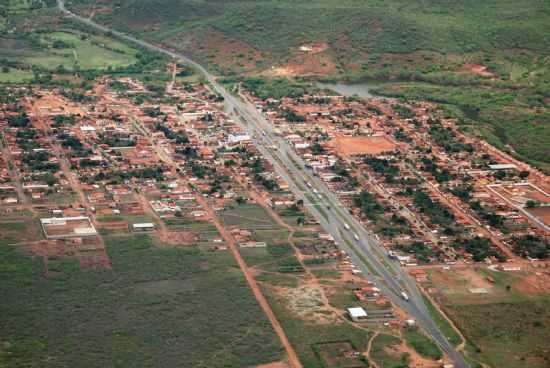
[56, 1, 469, 367]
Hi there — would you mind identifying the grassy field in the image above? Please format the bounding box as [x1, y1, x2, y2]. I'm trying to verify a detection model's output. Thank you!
[0, 4, 142, 77]
[0, 215, 43, 243]
[220, 203, 279, 229]
[21, 31, 138, 71]
[426, 267, 550, 368]
[369, 333, 409, 368]
[0, 235, 284, 367]
[421, 295, 463, 347]
[402, 327, 442, 360]
[0, 68, 34, 83]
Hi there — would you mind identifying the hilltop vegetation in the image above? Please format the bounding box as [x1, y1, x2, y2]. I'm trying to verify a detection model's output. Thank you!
[66, 0, 550, 56]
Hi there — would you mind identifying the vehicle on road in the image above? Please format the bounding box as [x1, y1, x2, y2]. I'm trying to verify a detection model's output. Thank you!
[401, 291, 410, 301]
[353, 233, 360, 241]
[344, 223, 350, 230]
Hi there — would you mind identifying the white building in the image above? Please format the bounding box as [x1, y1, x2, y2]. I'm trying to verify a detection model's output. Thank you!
[132, 223, 156, 232]
[347, 307, 368, 322]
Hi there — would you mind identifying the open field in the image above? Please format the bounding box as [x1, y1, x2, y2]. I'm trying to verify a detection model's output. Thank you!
[0, 235, 284, 367]
[369, 333, 409, 368]
[22, 31, 138, 71]
[0, 6, 142, 76]
[328, 135, 397, 156]
[0, 216, 43, 243]
[220, 203, 279, 229]
[0, 68, 34, 83]
[425, 266, 550, 368]
[527, 206, 550, 228]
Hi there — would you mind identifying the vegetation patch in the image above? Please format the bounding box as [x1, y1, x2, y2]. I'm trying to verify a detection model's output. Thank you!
[402, 326, 443, 360]
[370, 333, 409, 368]
[0, 236, 283, 367]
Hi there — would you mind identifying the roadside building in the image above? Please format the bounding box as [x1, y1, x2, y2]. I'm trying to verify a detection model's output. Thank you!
[132, 223, 156, 232]
[347, 307, 368, 322]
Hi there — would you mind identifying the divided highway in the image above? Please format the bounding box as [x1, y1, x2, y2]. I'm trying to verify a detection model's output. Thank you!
[56, 1, 469, 366]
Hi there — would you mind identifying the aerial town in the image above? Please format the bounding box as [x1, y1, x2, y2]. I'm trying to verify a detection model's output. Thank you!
[1, 1, 549, 368]
[1, 62, 549, 368]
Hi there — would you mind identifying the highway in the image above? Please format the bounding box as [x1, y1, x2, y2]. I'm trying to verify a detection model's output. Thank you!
[56, 1, 469, 366]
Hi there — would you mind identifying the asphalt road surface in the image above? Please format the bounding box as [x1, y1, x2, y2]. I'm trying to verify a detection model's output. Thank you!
[56, 1, 469, 366]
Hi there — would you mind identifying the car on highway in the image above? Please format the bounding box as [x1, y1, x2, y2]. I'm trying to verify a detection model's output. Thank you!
[353, 233, 360, 241]
[401, 291, 409, 301]
[344, 223, 350, 230]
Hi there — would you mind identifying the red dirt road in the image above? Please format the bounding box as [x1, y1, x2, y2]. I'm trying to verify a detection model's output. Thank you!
[196, 194, 302, 368]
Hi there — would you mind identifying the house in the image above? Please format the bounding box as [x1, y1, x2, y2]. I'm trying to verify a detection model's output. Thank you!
[132, 223, 156, 232]
[227, 134, 251, 145]
[347, 307, 368, 322]
[488, 164, 517, 171]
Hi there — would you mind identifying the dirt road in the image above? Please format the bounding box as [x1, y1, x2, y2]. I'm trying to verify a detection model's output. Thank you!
[195, 194, 302, 368]
[128, 101, 302, 367]
[0, 139, 29, 204]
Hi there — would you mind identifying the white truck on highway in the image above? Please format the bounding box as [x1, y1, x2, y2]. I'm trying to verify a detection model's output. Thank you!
[401, 291, 410, 301]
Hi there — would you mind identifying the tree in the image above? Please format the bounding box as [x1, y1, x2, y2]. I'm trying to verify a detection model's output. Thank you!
[512, 235, 549, 259]
[52, 39, 70, 49]
[7, 113, 30, 127]
[525, 200, 539, 208]
[296, 216, 305, 226]
[311, 142, 325, 155]
[519, 170, 530, 179]
[493, 170, 506, 180]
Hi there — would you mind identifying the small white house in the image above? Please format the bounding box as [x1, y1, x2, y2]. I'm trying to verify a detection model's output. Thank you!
[132, 223, 156, 232]
[347, 307, 368, 322]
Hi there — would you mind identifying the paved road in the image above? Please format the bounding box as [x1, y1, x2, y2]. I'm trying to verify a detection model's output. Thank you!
[56, 1, 469, 366]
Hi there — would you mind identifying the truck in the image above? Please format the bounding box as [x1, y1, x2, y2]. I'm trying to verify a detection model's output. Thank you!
[344, 223, 351, 230]
[401, 291, 409, 301]
[353, 233, 360, 241]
